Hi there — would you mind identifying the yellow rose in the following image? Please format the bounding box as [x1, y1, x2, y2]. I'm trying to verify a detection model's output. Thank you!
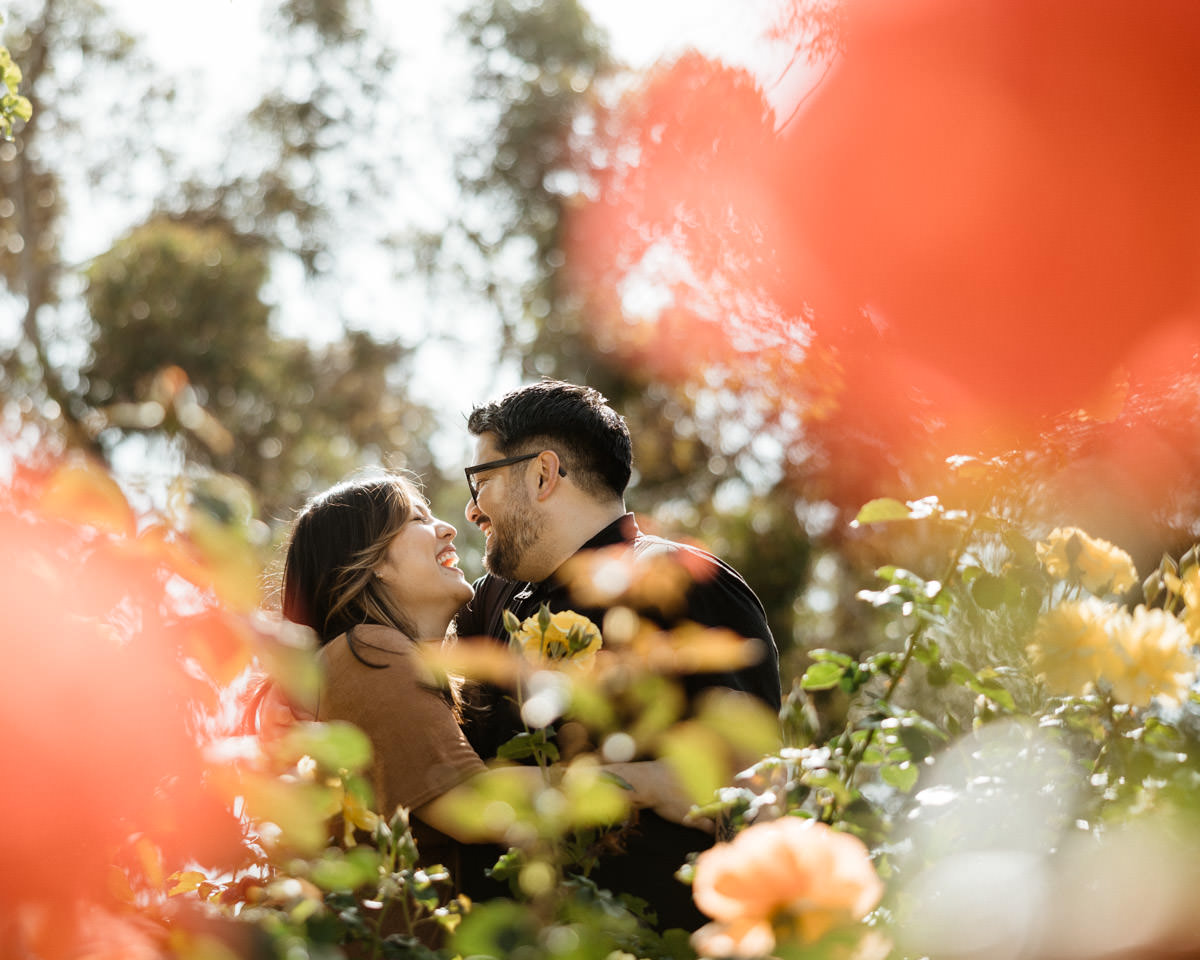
[1036, 527, 1138, 595]
[511, 606, 602, 665]
[1027, 597, 1116, 698]
[1029, 600, 1196, 707]
[1105, 606, 1195, 708]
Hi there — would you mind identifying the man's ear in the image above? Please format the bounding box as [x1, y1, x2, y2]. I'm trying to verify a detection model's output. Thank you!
[532, 450, 563, 501]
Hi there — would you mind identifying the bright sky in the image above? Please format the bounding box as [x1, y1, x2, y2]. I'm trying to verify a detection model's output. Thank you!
[117, 0, 787, 83]
[88, 0, 799, 466]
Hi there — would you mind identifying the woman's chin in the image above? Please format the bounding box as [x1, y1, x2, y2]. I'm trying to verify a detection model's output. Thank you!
[452, 577, 474, 605]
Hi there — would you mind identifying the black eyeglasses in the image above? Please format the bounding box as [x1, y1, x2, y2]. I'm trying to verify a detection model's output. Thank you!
[465, 452, 566, 508]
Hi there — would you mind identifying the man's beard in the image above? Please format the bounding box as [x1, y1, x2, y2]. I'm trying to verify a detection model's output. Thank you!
[485, 486, 544, 581]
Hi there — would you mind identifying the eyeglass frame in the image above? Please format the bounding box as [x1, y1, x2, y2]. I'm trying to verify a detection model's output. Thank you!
[464, 451, 566, 508]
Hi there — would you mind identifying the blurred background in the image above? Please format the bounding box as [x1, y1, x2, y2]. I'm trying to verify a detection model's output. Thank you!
[4, 0, 1200, 687]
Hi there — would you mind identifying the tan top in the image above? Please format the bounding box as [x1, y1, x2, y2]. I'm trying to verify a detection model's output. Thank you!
[316, 624, 486, 817]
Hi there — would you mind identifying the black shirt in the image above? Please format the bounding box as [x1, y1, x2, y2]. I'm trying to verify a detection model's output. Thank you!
[455, 514, 781, 930]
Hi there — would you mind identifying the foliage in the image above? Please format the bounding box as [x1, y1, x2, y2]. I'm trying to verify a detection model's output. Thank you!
[18, 436, 1200, 960]
[0, 0, 440, 520]
[0, 17, 32, 139]
[82, 215, 436, 519]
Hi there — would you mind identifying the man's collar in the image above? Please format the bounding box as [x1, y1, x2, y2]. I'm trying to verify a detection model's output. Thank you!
[578, 512, 639, 551]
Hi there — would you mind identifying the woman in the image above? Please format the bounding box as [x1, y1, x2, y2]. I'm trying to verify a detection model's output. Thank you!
[276, 473, 696, 884]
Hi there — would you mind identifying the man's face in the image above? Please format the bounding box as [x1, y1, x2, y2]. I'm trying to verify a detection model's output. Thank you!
[465, 434, 546, 580]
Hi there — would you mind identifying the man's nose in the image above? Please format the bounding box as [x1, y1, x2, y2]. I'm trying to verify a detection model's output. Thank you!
[465, 497, 483, 525]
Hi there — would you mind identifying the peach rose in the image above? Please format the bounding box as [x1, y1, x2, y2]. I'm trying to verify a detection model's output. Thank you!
[691, 818, 882, 958]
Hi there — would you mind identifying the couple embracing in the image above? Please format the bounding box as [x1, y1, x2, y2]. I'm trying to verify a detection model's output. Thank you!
[278, 379, 781, 933]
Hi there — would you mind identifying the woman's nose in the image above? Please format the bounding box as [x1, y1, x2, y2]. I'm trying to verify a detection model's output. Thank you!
[437, 518, 458, 539]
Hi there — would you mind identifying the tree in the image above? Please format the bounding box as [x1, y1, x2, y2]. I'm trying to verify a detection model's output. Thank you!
[0, 0, 440, 521]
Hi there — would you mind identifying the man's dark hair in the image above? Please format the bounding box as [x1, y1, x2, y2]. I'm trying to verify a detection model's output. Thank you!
[467, 379, 633, 500]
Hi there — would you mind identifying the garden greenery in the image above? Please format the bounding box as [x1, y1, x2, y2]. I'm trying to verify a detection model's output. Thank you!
[8, 452, 1200, 959]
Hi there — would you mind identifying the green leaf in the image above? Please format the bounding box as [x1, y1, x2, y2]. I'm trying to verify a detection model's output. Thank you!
[496, 732, 537, 761]
[897, 725, 939, 762]
[881, 762, 919, 793]
[970, 573, 1008, 610]
[853, 498, 911, 526]
[496, 730, 559, 763]
[926, 661, 951, 686]
[310, 848, 380, 892]
[800, 768, 853, 806]
[277, 721, 373, 774]
[485, 848, 524, 883]
[659, 722, 729, 804]
[1004, 529, 1040, 568]
[866, 652, 900, 678]
[450, 900, 539, 959]
[949, 662, 1016, 711]
[801, 660, 846, 691]
[562, 764, 632, 828]
[808, 648, 856, 667]
[839, 665, 872, 695]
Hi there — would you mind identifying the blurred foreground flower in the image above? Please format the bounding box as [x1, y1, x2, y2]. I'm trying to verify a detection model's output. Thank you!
[1028, 599, 1194, 706]
[1037, 527, 1138, 595]
[691, 817, 882, 958]
[0, 458, 260, 954]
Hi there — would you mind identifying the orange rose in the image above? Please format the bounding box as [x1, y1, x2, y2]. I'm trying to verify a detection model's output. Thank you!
[692, 818, 882, 958]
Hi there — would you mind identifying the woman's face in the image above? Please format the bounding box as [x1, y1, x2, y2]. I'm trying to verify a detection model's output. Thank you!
[374, 499, 473, 638]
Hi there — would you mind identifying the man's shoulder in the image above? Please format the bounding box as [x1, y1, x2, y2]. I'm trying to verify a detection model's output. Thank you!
[630, 529, 735, 580]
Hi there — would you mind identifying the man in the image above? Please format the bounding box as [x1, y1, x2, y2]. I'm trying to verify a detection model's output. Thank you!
[455, 379, 781, 931]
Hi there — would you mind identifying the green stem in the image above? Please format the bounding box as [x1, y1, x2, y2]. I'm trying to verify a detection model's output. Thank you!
[835, 515, 979, 803]
[1091, 693, 1124, 777]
